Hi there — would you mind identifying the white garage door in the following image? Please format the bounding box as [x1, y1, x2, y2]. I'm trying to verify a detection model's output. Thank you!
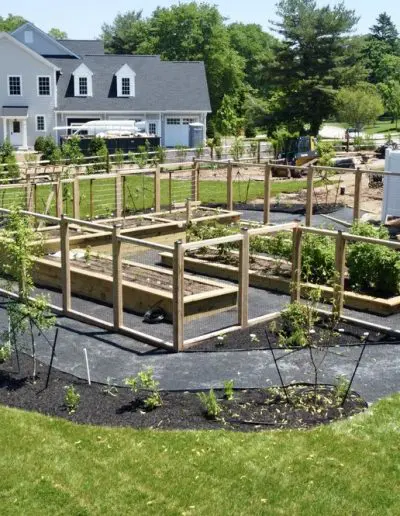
[165, 117, 189, 147]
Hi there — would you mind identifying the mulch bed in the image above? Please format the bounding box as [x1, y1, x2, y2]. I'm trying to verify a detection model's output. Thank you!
[189, 319, 398, 352]
[0, 353, 367, 431]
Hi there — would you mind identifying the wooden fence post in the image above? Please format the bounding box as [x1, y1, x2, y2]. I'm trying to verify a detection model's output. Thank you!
[291, 226, 302, 303]
[73, 175, 80, 219]
[305, 167, 314, 227]
[169, 171, 173, 212]
[33, 183, 38, 213]
[263, 164, 272, 225]
[155, 165, 161, 212]
[353, 168, 362, 223]
[112, 224, 123, 330]
[60, 215, 71, 313]
[26, 174, 34, 212]
[239, 228, 249, 328]
[55, 179, 63, 217]
[186, 198, 192, 224]
[122, 175, 126, 214]
[173, 240, 185, 352]
[89, 178, 94, 220]
[257, 141, 261, 164]
[195, 161, 200, 202]
[191, 160, 198, 202]
[333, 230, 346, 319]
[115, 172, 122, 218]
[227, 161, 233, 211]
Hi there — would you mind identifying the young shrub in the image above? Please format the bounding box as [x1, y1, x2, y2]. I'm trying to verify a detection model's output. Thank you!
[34, 136, 46, 153]
[230, 137, 245, 161]
[154, 146, 166, 164]
[133, 143, 149, 169]
[197, 388, 222, 419]
[223, 380, 234, 400]
[124, 367, 162, 409]
[49, 147, 63, 165]
[0, 342, 11, 363]
[195, 143, 204, 158]
[61, 136, 84, 165]
[301, 233, 336, 284]
[64, 385, 80, 414]
[38, 135, 58, 162]
[112, 148, 125, 167]
[347, 222, 400, 297]
[334, 374, 350, 405]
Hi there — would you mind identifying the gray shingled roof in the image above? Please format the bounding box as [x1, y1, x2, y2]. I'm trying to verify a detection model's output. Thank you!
[48, 55, 211, 112]
[58, 39, 105, 56]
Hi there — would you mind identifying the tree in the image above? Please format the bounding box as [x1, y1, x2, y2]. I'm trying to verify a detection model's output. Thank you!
[269, 0, 359, 135]
[378, 80, 400, 128]
[375, 54, 400, 84]
[336, 85, 384, 131]
[0, 14, 25, 32]
[48, 28, 68, 39]
[227, 23, 278, 95]
[101, 4, 246, 120]
[214, 94, 240, 136]
[370, 12, 399, 51]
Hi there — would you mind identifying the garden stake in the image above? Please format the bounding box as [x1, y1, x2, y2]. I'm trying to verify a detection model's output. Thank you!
[341, 335, 369, 407]
[45, 328, 59, 389]
[84, 348, 91, 386]
[265, 329, 291, 405]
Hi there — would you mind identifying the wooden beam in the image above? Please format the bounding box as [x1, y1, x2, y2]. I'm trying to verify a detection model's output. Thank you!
[238, 227, 249, 327]
[73, 175, 80, 219]
[155, 165, 161, 212]
[305, 167, 314, 227]
[112, 224, 123, 330]
[186, 198, 192, 224]
[26, 174, 33, 212]
[353, 168, 362, 222]
[227, 161, 233, 211]
[263, 164, 272, 225]
[115, 172, 122, 218]
[55, 180, 63, 217]
[191, 161, 198, 201]
[333, 230, 346, 319]
[60, 215, 71, 312]
[89, 178, 94, 220]
[172, 239, 185, 352]
[291, 226, 302, 303]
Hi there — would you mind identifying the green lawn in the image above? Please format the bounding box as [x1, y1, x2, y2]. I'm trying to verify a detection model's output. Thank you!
[1, 176, 312, 219]
[364, 119, 400, 135]
[0, 396, 399, 514]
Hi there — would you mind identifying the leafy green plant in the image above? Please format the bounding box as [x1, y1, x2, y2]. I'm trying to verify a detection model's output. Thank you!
[334, 374, 350, 405]
[35, 135, 58, 162]
[0, 342, 11, 363]
[64, 385, 80, 414]
[195, 143, 204, 158]
[223, 380, 234, 400]
[197, 389, 222, 419]
[347, 222, 400, 297]
[230, 137, 245, 161]
[84, 246, 92, 264]
[103, 377, 118, 397]
[301, 233, 335, 284]
[0, 140, 19, 179]
[133, 141, 150, 169]
[124, 367, 162, 409]
[61, 136, 84, 164]
[0, 209, 55, 378]
[112, 148, 125, 167]
[154, 146, 166, 164]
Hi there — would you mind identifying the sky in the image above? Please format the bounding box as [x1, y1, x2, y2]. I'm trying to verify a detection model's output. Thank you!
[1, 0, 399, 39]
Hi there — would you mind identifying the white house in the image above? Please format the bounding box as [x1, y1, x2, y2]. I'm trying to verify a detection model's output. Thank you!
[0, 22, 211, 149]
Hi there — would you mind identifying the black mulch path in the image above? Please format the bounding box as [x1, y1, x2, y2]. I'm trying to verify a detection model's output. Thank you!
[0, 353, 366, 432]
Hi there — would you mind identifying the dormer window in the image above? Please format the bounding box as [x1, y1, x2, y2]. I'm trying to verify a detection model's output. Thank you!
[72, 63, 93, 97]
[116, 64, 135, 97]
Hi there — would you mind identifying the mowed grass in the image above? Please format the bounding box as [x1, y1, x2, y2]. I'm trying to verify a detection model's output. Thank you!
[0, 396, 399, 515]
[0, 175, 312, 219]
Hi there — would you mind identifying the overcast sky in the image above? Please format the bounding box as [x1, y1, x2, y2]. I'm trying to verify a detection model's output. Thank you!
[1, 0, 399, 39]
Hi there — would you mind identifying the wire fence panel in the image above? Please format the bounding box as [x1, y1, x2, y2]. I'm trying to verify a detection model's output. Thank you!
[197, 163, 228, 207]
[123, 171, 155, 215]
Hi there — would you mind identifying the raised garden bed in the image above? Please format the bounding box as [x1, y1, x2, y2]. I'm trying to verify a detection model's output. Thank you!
[0, 353, 367, 431]
[160, 250, 400, 316]
[154, 206, 241, 225]
[32, 253, 237, 320]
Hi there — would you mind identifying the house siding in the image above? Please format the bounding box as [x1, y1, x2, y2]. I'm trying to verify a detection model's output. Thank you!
[0, 36, 56, 147]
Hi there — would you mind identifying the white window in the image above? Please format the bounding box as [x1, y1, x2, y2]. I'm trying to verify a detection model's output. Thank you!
[79, 77, 88, 96]
[38, 76, 51, 96]
[121, 78, 130, 96]
[36, 115, 46, 132]
[8, 76, 22, 96]
[24, 30, 33, 43]
[183, 118, 196, 125]
[115, 64, 135, 97]
[72, 63, 93, 97]
[167, 118, 181, 125]
[148, 122, 157, 135]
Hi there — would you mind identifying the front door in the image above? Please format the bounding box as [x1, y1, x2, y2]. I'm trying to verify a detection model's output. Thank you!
[9, 120, 23, 147]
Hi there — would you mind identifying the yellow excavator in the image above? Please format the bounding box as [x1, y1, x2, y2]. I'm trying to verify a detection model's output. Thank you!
[277, 136, 319, 166]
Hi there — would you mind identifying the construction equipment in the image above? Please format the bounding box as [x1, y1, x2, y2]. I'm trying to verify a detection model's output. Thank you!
[277, 136, 319, 166]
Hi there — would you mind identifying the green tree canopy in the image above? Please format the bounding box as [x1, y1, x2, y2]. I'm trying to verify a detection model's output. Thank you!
[0, 14, 25, 32]
[269, 0, 359, 135]
[336, 85, 384, 131]
[48, 28, 68, 39]
[378, 80, 400, 128]
[370, 12, 399, 51]
[102, 3, 245, 124]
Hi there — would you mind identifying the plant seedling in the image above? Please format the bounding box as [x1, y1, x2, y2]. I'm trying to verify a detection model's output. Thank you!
[124, 368, 162, 409]
[64, 385, 80, 414]
[223, 380, 234, 400]
[197, 389, 222, 419]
